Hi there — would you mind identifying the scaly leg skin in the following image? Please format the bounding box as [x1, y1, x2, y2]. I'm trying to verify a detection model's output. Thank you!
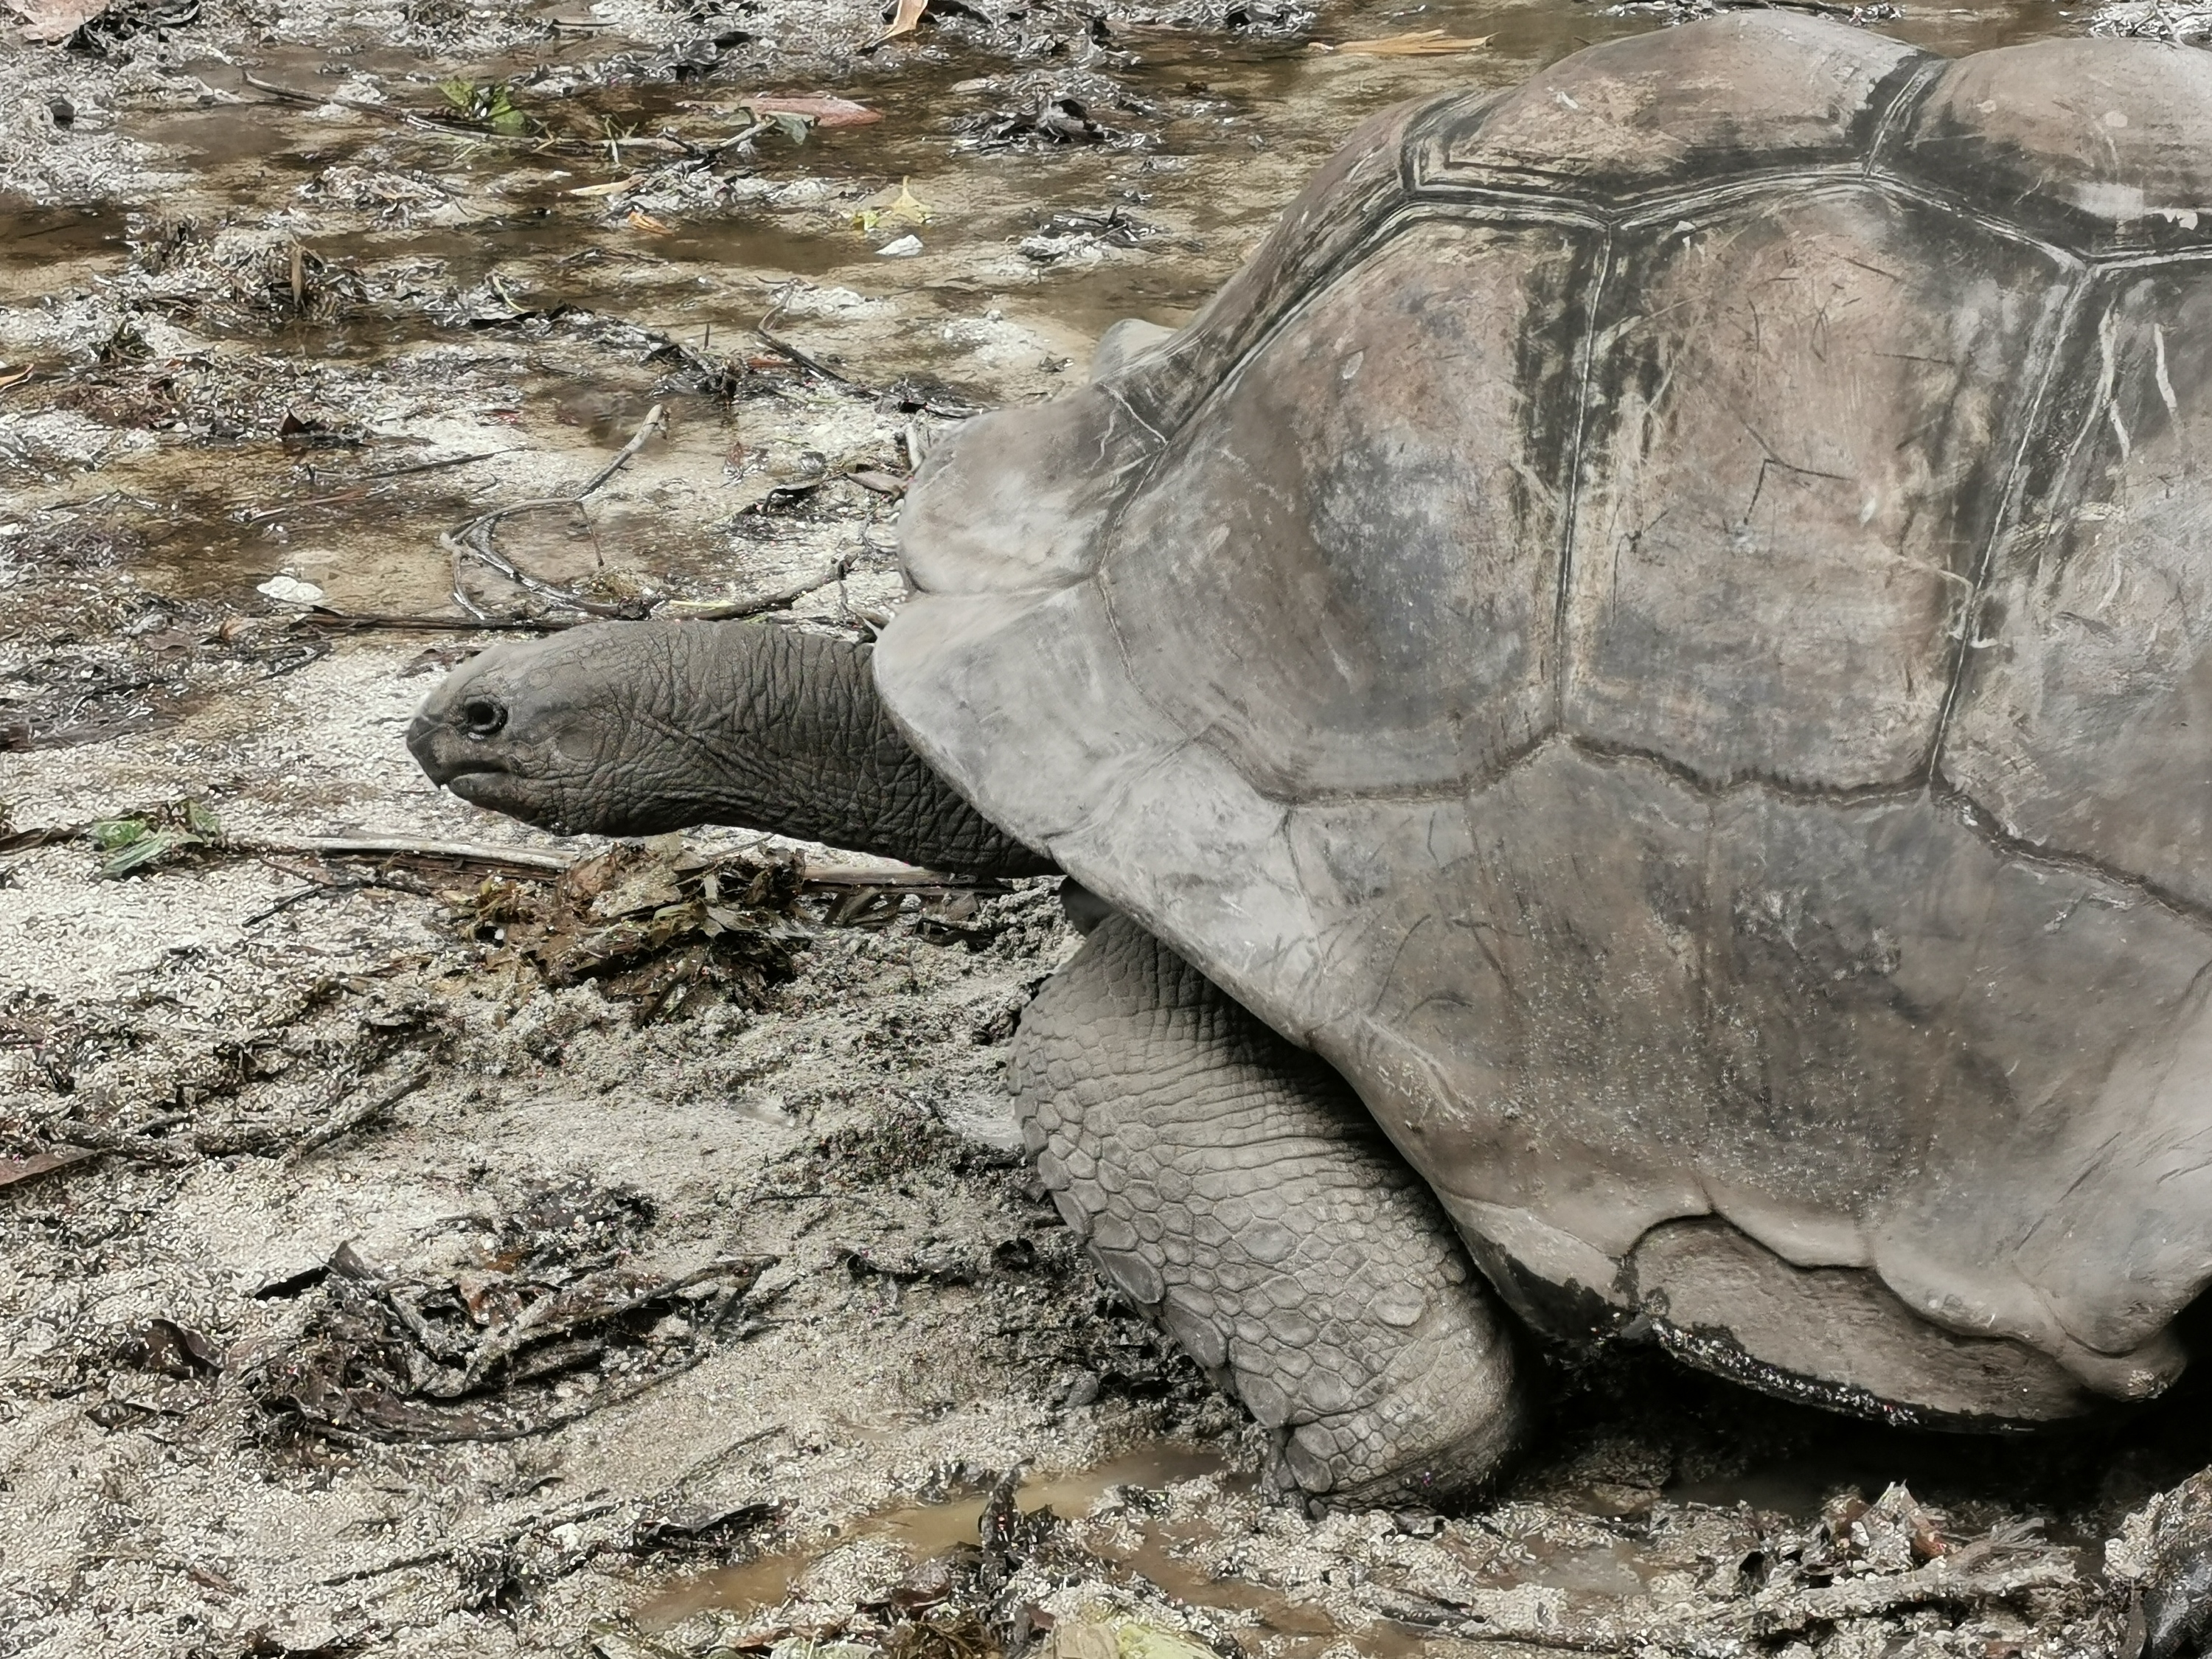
[2142, 1471, 2212, 1658]
[1012, 914, 1530, 1507]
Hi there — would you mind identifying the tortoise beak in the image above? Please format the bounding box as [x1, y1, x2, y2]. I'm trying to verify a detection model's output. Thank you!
[406, 714, 557, 826]
[405, 703, 479, 788]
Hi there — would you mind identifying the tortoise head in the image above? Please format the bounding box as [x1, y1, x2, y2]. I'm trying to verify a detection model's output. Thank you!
[407, 622, 707, 838]
[408, 619, 1057, 875]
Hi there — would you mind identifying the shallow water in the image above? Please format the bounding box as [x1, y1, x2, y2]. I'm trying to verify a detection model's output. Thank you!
[639, 1444, 1237, 1629]
[630, 1411, 2096, 1652]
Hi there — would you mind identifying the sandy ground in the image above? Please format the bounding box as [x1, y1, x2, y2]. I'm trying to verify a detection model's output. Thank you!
[4, 0, 2209, 1655]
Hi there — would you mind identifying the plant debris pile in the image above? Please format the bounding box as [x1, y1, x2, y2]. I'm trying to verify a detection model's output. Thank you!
[953, 72, 1158, 152]
[456, 838, 813, 1022]
[251, 1178, 776, 1445]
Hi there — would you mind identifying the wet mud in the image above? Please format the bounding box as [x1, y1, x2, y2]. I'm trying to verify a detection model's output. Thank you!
[1, 0, 2204, 1655]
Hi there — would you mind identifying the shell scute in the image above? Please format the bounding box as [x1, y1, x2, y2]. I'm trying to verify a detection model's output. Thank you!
[1564, 185, 2073, 790]
[1117, 93, 1430, 441]
[1887, 39, 2212, 259]
[1101, 218, 1594, 798]
[1411, 11, 1921, 205]
[1945, 260, 2212, 912]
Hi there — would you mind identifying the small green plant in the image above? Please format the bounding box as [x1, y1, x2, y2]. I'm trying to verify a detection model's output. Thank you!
[437, 78, 531, 136]
[91, 799, 223, 877]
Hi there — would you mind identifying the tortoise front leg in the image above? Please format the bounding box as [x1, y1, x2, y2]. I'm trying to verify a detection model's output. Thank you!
[1012, 913, 1530, 1506]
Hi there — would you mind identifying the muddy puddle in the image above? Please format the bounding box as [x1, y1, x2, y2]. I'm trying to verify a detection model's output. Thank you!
[641, 1445, 1237, 1631]
[631, 1403, 2138, 1656]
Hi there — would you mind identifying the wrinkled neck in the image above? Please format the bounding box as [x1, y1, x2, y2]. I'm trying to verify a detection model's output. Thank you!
[675, 624, 1054, 877]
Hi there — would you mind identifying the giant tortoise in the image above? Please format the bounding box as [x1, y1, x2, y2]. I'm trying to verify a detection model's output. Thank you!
[410, 13, 2212, 1649]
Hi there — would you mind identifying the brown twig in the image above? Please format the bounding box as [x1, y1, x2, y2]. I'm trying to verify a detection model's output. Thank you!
[0, 1147, 101, 1190]
[756, 296, 862, 389]
[285, 1058, 435, 1165]
[243, 485, 382, 524]
[0, 825, 83, 855]
[706, 116, 774, 159]
[6, 821, 999, 895]
[442, 404, 667, 622]
[242, 874, 369, 927]
[657, 554, 853, 622]
[365, 448, 517, 480]
[316, 1500, 622, 1586]
[239, 450, 514, 524]
[288, 608, 581, 635]
[259, 835, 574, 874]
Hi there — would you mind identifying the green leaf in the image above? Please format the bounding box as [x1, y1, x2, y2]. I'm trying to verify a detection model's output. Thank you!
[92, 817, 150, 851]
[100, 828, 202, 878]
[438, 77, 478, 113]
[182, 799, 223, 838]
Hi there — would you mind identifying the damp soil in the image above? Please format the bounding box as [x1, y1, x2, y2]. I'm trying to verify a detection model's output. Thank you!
[0, 0, 2199, 1655]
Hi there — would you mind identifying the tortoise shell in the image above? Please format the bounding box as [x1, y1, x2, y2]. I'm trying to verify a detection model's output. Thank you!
[879, 13, 2212, 1423]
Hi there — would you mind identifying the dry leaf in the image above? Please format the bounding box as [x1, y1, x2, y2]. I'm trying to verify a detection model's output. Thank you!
[871, 0, 927, 44]
[0, 1147, 96, 1188]
[566, 177, 641, 196]
[11, 0, 106, 41]
[1312, 28, 1492, 55]
[625, 207, 674, 235]
[745, 94, 883, 128]
[887, 177, 932, 225]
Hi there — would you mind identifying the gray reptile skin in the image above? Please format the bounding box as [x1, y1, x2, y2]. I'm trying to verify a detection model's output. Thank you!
[1015, 914, 1526, 1502]
[408, 621, 1051, 876]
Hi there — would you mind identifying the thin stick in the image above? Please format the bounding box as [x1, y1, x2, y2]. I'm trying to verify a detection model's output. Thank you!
[657, 554, 852, 622]
[243, 486, 383, 524]
[364, 449, 515, 480]
[756, 297, 860, 388]
[288, 608, 575, 634]
[576, 403, 667, 498]
[247, 449, 515, 519]
[442, 405, 667, 622]
[706, 116, 773, 158]
[286, 1058, 434, 1164]
[1, 821, 1001, 891]
[243, 877, 367, 927]
[317, 1499, 622, 1586]
[0, 825, 81, 855]
[260, 835, 573, 873]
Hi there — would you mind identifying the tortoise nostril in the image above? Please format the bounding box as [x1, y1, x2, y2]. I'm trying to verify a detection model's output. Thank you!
[460, 697, 507, 738]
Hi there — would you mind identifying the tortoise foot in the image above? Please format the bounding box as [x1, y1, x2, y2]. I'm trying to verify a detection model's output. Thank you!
[1012, 913, 1530, 1507]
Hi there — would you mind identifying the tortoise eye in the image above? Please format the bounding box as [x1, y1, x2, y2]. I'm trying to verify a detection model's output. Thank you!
[460, 697, 507, 738]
